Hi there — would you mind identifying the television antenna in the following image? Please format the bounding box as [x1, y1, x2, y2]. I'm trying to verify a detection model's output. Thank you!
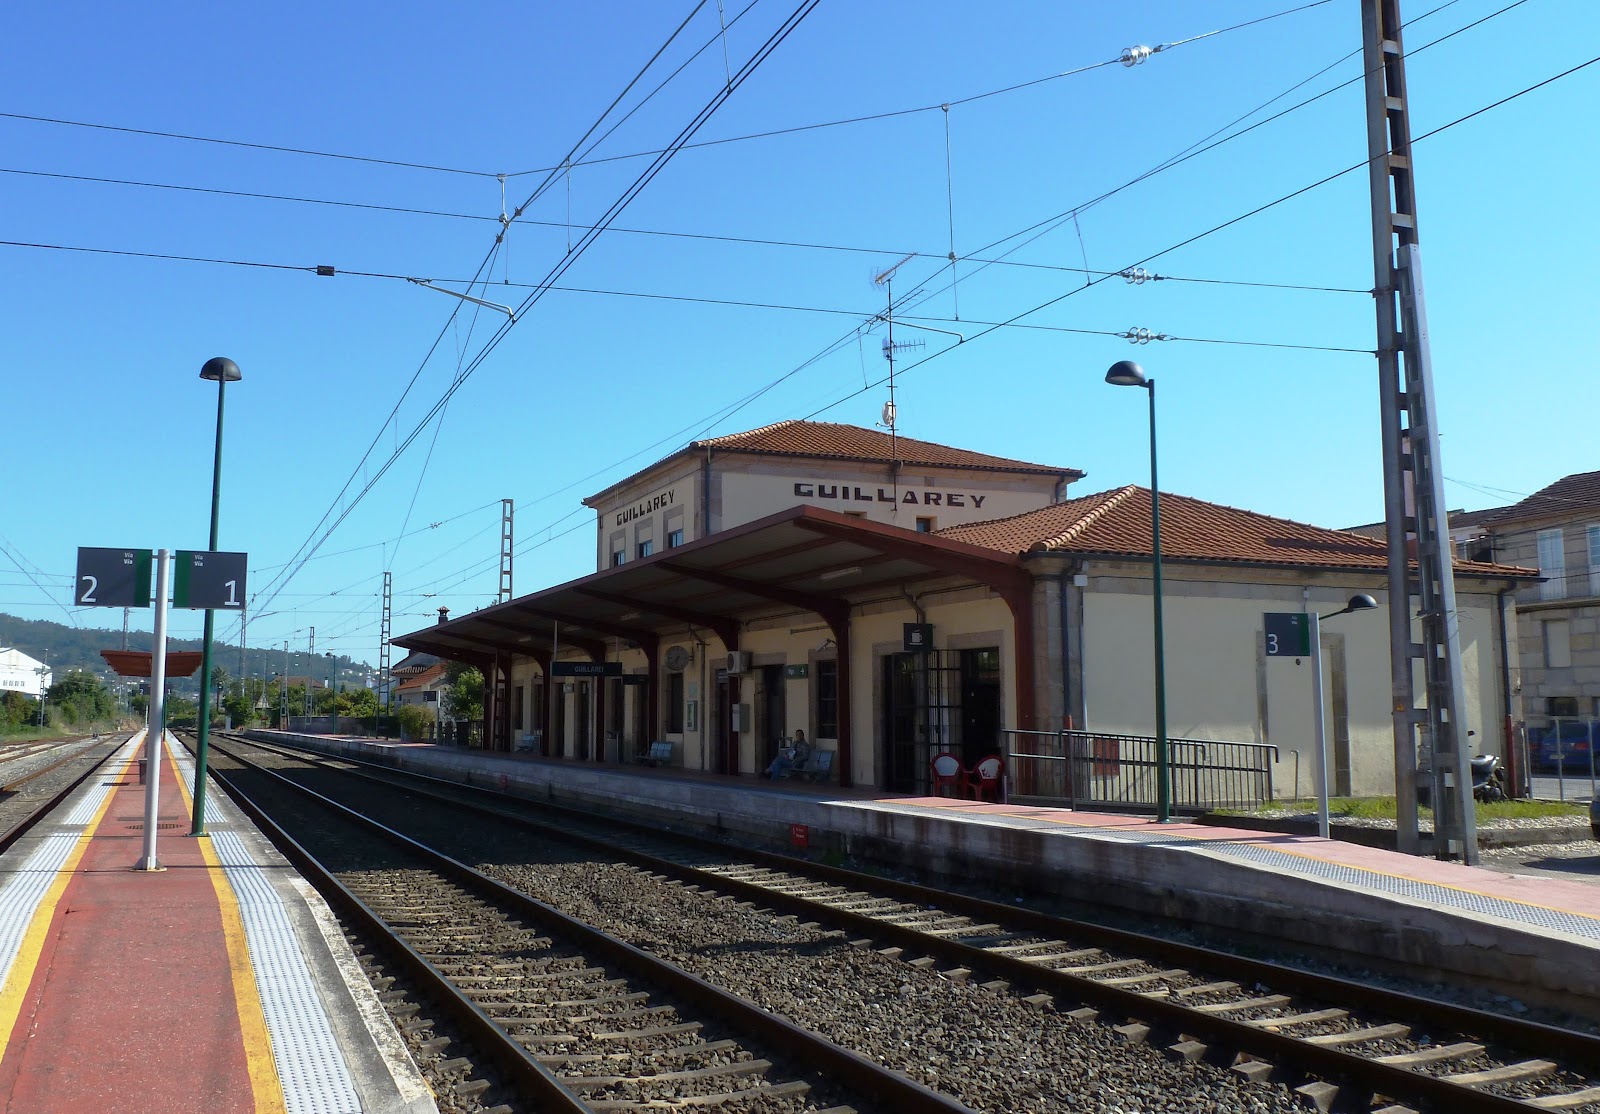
[872, 254, 921, 514]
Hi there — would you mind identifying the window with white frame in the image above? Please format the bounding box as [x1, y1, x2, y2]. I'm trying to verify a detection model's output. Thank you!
[1588, 524, 1600, 597]
[1538, 527, 1565, 600]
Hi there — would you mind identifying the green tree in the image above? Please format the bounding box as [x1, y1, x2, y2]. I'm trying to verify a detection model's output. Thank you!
[222, 689, 255, 727]
[443, 662, 484, 722]
[395, 703, 434, 741]
[46, 670, 115, 725]
[338, 687, 379, 717]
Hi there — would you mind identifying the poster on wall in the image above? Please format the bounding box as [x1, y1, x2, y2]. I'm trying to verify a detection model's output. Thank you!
[685, 700, 698, 731]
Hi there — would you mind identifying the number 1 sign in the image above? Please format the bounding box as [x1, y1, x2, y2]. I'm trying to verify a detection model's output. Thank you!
[173, 550, 248, 610]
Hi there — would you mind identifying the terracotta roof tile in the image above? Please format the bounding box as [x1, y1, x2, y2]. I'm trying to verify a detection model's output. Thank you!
[395, 662, 447, 692]
[694, 420, 1080, 476]
[938, 485, 1532, 578]
[1484, 470, 1600, 526]
[586, 421, 1082, 503]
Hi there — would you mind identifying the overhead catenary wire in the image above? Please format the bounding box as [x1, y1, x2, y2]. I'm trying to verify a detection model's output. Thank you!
[796, 49, 1600, 424]
[236, 2, 822, 641]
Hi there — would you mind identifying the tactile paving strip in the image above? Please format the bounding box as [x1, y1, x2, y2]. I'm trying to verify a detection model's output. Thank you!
[0, 734, 138, 1003]
[173, 748, 361, 1114]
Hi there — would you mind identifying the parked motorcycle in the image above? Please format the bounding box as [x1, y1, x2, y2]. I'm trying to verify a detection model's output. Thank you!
[1470, 753, 1507, 802]
[1416, 752, 1507, 805]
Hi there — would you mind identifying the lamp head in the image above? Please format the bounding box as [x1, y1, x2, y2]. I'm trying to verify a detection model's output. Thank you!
[1346, 593, 1378, 612]
[199, 356, 242, 383]
[1104, 360, 1148, 388]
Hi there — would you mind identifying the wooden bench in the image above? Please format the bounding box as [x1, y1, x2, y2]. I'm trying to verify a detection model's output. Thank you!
[782, 748, 834, 783]
[636, 740, 674, 767]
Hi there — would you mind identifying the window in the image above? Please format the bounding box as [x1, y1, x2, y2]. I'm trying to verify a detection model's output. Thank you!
[1538, 527, 1565, 600]
[815, 658, 838, 738]
[1589, 525, 1600, 597]
[1548, 696, 1579, 718]
[666, 671, 685, 733]
[915, 516, 935, 533]
[611, 549, 626, 567]
[667, 528, 684, 549]
[1544, 618, 1572, 668]
[637, 539, 654, 559]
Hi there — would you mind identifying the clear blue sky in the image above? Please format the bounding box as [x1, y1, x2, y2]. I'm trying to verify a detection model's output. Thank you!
[3, 0, 1596, 668]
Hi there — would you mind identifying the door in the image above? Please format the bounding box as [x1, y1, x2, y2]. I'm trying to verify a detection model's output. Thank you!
[882, 654, 920, 792]
[574, 682, 591, 760]
[958, 648, 1001, 767]
[760, 665, 786, 765]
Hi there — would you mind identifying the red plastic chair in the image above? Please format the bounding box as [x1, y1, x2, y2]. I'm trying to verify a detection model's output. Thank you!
[967, 754, 1005, 802]
[930, 752, 966, 797]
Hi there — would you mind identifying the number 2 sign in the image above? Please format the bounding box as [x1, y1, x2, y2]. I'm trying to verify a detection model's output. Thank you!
[74, 548, 154, 608]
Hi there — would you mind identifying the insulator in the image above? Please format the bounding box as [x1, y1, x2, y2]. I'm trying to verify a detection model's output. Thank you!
[1120, 327, 1171, 346]
[1121, 44, 1153, 67]
[1121, 267, 1156, 285]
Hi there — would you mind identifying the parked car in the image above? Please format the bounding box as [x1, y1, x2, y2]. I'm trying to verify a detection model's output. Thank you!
[1530, 721, 1596, 772]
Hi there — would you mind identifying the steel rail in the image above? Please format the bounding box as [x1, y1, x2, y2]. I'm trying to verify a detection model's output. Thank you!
[1, 738, 108, 793]
[206, 737, 981, 1114]
[230, 732, 1600, 1113]
[0, 738, 121, 852]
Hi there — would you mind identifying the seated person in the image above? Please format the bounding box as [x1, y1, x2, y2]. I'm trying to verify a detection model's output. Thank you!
[764, 729, 810, 779]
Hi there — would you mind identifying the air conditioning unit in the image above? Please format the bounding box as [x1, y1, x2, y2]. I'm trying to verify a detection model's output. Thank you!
[726, 651, 752, 675]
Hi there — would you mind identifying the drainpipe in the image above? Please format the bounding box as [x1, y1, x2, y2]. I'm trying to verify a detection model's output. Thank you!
[1057, 565, 1077, 730]
[701, 450, 713, 537]
[1495, 582, 1522, 796]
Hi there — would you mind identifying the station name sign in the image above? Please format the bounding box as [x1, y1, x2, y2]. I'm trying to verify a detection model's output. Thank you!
[550, 661, 624, 678]
[614, 485, 679, 527]
[793, 482, 990, 509]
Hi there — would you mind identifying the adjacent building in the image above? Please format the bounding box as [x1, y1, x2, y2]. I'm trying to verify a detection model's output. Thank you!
[0, 648, 50, 698]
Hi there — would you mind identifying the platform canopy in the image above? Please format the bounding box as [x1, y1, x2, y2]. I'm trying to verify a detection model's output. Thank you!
[100, 650, 204, 678]
[391, 503, 1033, 662]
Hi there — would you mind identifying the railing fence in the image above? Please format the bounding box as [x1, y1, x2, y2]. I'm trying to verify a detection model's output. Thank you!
[1005, 729, 1278, 813]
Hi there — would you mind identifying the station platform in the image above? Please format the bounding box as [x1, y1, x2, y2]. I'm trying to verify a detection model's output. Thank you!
[0, 730, 434, 1113]
[262, 730, 1600, 1013]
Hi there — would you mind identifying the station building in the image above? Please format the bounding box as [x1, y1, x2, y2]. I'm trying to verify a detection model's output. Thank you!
[0, 647, 50, 698]
[394, 420, 1531, 800]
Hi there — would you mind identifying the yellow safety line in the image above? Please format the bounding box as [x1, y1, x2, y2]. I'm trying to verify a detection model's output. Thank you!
[166, 736, 288, 1114]
[0, 740, 138, 1061]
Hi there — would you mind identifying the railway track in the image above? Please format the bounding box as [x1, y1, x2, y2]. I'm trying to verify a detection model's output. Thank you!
[220, 732, 1600, 1114]
[0, 736, 122, 852]
[201, 735, 977, 1114]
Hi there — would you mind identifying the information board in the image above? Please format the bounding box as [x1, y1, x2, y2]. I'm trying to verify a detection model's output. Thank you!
[1264, 612, 1312, 658]
[173, 550, 248, 610]
[550, 661, 623, 678]
[75, 547, 153, 608]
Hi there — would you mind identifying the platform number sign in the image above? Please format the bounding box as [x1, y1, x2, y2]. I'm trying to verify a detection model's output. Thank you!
[75, 548, 153, 608]
[1263, 612, 1311, 658]
[172, 550, 248, 610]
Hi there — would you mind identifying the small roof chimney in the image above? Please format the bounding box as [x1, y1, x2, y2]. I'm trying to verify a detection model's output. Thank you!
[437, 606, 451, 625]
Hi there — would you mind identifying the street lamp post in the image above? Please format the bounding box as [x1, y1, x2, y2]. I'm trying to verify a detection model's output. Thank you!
[192, 355, 242, 837]
[1309, 593, 1379, 838]
[1105, 360, 1171, 822]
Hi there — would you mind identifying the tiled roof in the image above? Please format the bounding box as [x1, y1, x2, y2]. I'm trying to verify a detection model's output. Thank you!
[395, 663, 447, 692]
[694, 420, 1080, 476]
[938, 485, 1532, 577]
[586, 420, 1081, 504]
[1484, 470, 1600, 526]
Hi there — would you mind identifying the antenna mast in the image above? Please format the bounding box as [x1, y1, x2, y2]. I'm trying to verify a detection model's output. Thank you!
[873, 253, 923, 515]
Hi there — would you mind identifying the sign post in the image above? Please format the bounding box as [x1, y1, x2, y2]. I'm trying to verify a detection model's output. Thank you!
[174, 549, 247, 836]
[1265, 611, 1329, 838]
[137, 550, 171, 872]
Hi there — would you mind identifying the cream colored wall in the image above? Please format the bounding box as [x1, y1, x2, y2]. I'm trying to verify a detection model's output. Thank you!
[1079, 571, 1506, 799]
[588, 468, 699, 571]
[716, 461, 1057, 535]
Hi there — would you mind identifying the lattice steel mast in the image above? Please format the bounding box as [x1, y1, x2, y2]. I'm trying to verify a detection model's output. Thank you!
[1363, 0, 1477, 862]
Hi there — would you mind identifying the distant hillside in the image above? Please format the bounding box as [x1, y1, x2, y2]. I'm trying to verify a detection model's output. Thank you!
[0, 613, 373, 691]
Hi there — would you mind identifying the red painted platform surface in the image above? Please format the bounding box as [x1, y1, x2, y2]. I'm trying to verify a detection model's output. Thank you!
[0, 748, 264, 1113]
